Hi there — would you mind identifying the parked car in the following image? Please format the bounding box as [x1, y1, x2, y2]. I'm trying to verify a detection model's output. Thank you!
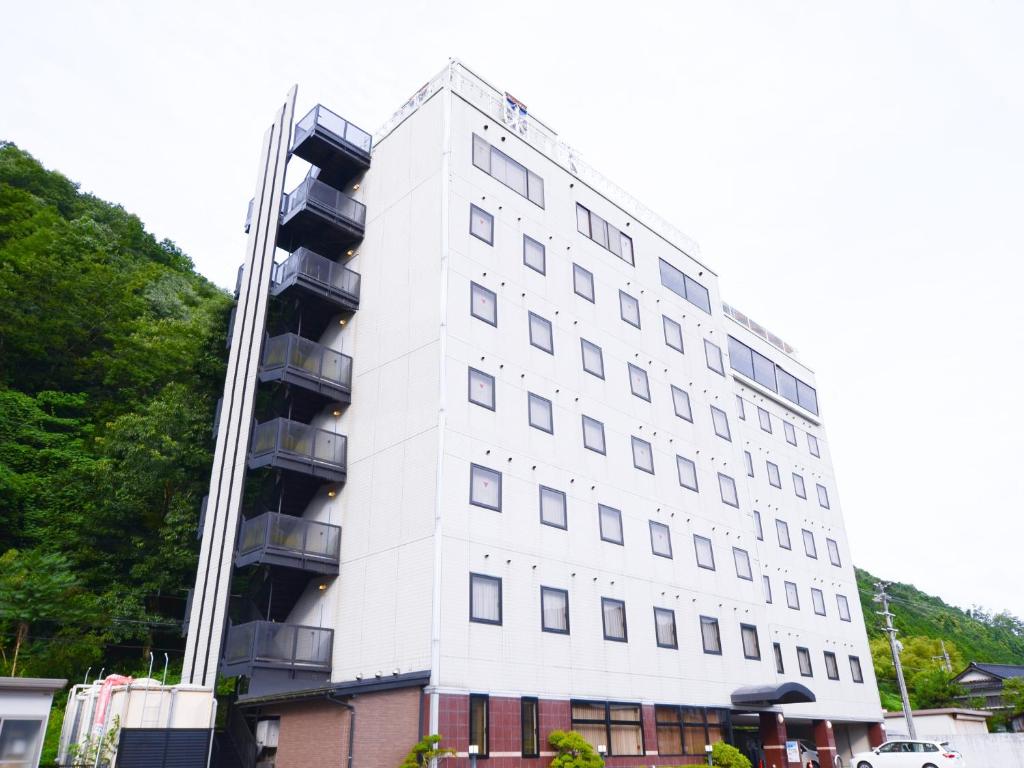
[798, 738, 821, 767]
[852, 740, 964, 768]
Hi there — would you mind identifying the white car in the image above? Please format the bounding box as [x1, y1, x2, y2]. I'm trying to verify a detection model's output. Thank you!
[852, 740, 965, 768]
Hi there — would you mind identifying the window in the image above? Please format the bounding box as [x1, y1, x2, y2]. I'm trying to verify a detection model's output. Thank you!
[736, 395, 746, 420]
[808, 433, 821, 457]
[741, 624, 761, 660]
[469, 694, 489, 756]
[744, 451, 754, 477]
[473, 133, 545, 206]
[663, 315, 684, 353]
[571, 701, 643, 757]
[580, 339, 604, 378]
[655, 706, 728, 756]
[599, 504, 623, 545]
[827, 538, 842, 567]
[824, 651, 840, 680]
[541, 586, 569, 634]
[628, 364, 651, 401]
[671, 386, 693, 421]
[470, 574, 502, 624]
[658, 258, 712, 314]
[694, 535, 715, 570]
[757, 407, 772, 433]
[523, 235, 546, 274]
[776, 519, 791, 549]
[767, 461, 781, 488]
[469, 204, 494, 244]
[700, 616, 722, 654]
[573, 263, 595, 302]
[576, 203, 634, 265]
[470, 464, 501, 511]
[632, 436, 655, 474]
[774, 643, 785, 674]
[676, 455, 698, 491]
[654, 607, 678, 648]
[711, 406, 731, 441]
[0, 719, 43, 768]
[649, 521, 672, 558]
[763, 575, 772, 603]
[704, 339, 724, 375]
[468, 367, 495, 410]
[582, 415, 606, 454]
[619, 290, 641, 328]
[837, 594, 852, 622]
[727, 335, 819, 415]
[850, 655, 864, 683]
[811, 588, 826, 616]
[797, 647, 813, 677]
[539, 486, 567, 529]
[528, 311, 554, 354]
[470, 282, 497, 326]
[733, 547, 752, 580]
[521, 698, 540, 757]
[753, 510, 764, 540]
[802, 529, 817, 559]
[602, 598, 627, 642]
[718, 473, 739, 507]
[528, 392, 554, 433]
[784, 421, 797, 445]
[793, 473, 807, 499]
[785, 581, 800, 610]
[817, 484, 830, 509]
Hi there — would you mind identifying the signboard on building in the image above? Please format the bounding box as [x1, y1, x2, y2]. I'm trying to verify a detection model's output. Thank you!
[786, 740, 800, 764]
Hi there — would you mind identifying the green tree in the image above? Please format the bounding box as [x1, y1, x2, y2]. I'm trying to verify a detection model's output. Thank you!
[1003, 678, 1024, 717]
[548, 730, 604, 768]
[711, 740, 752, 768]
[910, 667, 965, 709]
[398, 734, 455, 767]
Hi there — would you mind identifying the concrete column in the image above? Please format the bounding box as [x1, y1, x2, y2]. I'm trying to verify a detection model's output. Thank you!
[759, 712, 796, 768]
[813, 720, 837, 768]
[867, 722, 886, 748]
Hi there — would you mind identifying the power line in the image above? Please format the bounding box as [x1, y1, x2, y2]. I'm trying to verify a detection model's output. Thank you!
[875, 580, 917, 739]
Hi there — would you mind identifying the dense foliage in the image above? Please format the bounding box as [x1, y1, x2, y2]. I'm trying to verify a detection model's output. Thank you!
[548, 730, 604, 768]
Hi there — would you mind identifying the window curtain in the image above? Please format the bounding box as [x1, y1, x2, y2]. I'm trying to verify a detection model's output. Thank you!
[472, 577, 500, 622]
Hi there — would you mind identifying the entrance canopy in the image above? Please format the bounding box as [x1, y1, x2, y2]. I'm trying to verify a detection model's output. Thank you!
[731, 682, 816, 707]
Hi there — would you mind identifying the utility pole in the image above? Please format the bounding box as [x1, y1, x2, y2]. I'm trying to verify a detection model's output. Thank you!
[874, 581, 916, 739]
[935, 640, 952, 674]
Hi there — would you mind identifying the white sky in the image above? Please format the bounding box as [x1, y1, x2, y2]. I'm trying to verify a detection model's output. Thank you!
[4, 1, 1023, 624]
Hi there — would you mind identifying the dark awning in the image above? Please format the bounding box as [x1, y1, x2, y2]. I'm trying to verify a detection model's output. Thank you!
[731, 682, 816, 707]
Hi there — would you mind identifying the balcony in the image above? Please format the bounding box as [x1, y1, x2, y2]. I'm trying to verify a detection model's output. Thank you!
[221, 620, 333, 678]
[277, 176, 366, 256]
[248, 418, 347, 482]
[291, 105, 372, 188]
[259, 333, 352, 404]
[235, 512, 340, 574]
[270, 247, 360, 313]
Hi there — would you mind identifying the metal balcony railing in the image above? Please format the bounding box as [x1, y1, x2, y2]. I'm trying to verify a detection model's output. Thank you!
[249, 418, 347, 481]
[270, 247, 361, 313]
[236, 512, 341, 574]
[282, 176, 366, 231]
[260, 333, 352, 402]
[222, 620, 333, 675]
[294, 105, 372, 159]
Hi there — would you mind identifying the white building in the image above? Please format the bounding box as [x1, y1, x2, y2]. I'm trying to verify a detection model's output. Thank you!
[182, 61, 884, 767]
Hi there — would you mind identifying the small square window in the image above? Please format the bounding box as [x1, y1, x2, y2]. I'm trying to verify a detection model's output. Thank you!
[767, 461, 781, 488]
[470, 573, 502, 624]
[816, 484, 830, 509]
[797, 647, 813, 677]
[700, 616, 722, 654]
[837, 594, 852, 622]
[793, 473, 807, 499]
[774, 642, 785, 674]
[582, 415, 606, 454]
[744, 450, 754, 478]
[528, 312, 554, 354]
[811, 588, 826, 616]
[733, 547, 752, 580]
[528, 392, 554, 434]
[580, 339, 604, 378]
[539, 486, 567, 529]
[808, 434, 821, 458]
[704, 339, 724, 375]
[632, 436, 655, 474]
[753, 510, 764, 541]
[649, 521, 672, 558]
[802, 529, 817, 559]
[824, 651, 840, 681]
[676, 455, 698, 492]
[741, 624, 761, 660]
[827, 538, 842, 567]
[599, 504, 623, 545]
[619, 290, 641, 328]
[736, 395, 746, 420]
[468, 367, 495, 410]
[718, 473, 739, 507]
[602, 597, 627, 642]
[663, 315, 684, 353]
[776, 519, 791, 549]
[627, 363, 651, 401]
[757, 407, 772, 433]
[654, 607, 678, 649]
[671, 386, 693, 422]
[694, 534, 715, 570]
[541, 586, 569, 634]
[784, 421, 797, 445]
[785, 581, 800, 610]
[523, 235, 545, 274]
[711, 406, 731, 441]
[470, 464, 502, 511]
[470, 204, 494, 245]
[763, 575, 772, 603]
[470, 282, 497, 326]
[850, 655, 864, 683]
[573, 263, 595, 302]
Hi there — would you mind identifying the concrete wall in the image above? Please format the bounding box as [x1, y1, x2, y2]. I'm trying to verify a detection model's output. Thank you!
[927, 733, 1024, 767]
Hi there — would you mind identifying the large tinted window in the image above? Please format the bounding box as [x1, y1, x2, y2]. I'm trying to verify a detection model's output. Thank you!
[727, 336, 819, 415]
[659, 258, 711, 314]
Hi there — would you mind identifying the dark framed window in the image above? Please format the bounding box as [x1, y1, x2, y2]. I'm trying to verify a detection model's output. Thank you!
[733, 547, 752, 580]
[469, 574, 502, 625]
[470, 464, 502, 511]
[599, 504, 624, 545]
[580, 338, 604, 378]
[528, 311, 554, 354]
[740, 623, 761, 660]
[671, 385, 693, 421]
[539, 485, 567, 529]
[576, 203, 635, 266]
[654, 607, 678, 649]
[727, 335, 819, 415]
[811, 587, 826, 616]
[649, 521, 672, 558]
[784, 421, 797, 445]
[837, 594, 852, 622]
[817, 484, 830, 509]
[785, 581, 800, 610]
[470, 204, 494, 245]
[736, 394, 746, 420]
[570, 701, 643, 756]
[776, 519, 791, 549]
[700, 616, 722, 654]
[757, 407, 772, 433]
[582, 415, 606, 454]
[763, 575, 772, 604]
[718, 473, 739, 507]
[677, 455, 698, 491]
[767, 461, 781, 488]
[632, 436, 655, 474]
[469, 693, 489, 756]
[824, 651, 840, 680]
[827, 538, 842, 567]
[850, 655, 864, 683]
[528, 392, 554, 433]
[808, 433, 821, 457]
[601, 598, 628, 642]
[774, 643, 785, 674]
[797, 647, 813, 677]
[793, 473, 807, 499]
[655, 706, 729, 756]
[694, 535, 715, 570]
[711, 406, 731, 441]
[523, 235, 546, 274]
[627, 363, 651, 401]
[663, 315, 684, 353]
[802, 529, 817, 558]
[619, 290, 641, 328]
[541, 586, 570, 634]
[753, 510, 764, 540]
[658, 258, 712, 314]
[744, 450, 754, 477]
[704, 339, 724, 375]
[521, 697, 540, 757]
[573, 263, 595, 302]
[473, 133, 545, 207]
[468, 367, 495, 410]
[470, 281, 497, 326]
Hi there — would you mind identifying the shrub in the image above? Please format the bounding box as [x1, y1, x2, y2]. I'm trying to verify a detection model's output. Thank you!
[548, 730, 605, 768]
[711, 740, 752, 768]
[398, 734, 455, 767]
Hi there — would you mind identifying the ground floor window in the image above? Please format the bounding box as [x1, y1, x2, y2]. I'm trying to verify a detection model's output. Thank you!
[521, 697, 539, 757]
[655, 706, 730, 756]
[469, 694, 489, 756]
[571, 701, 643, 756]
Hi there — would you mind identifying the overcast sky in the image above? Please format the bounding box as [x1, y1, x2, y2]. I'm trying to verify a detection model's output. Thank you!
[4, 1, 1022, 624]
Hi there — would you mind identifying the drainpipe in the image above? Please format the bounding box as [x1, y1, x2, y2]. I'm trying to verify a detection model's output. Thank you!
[326, 692, 355, 768]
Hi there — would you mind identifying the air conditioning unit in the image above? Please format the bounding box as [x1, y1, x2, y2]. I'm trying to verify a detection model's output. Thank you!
[255, 718, 280, 748]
